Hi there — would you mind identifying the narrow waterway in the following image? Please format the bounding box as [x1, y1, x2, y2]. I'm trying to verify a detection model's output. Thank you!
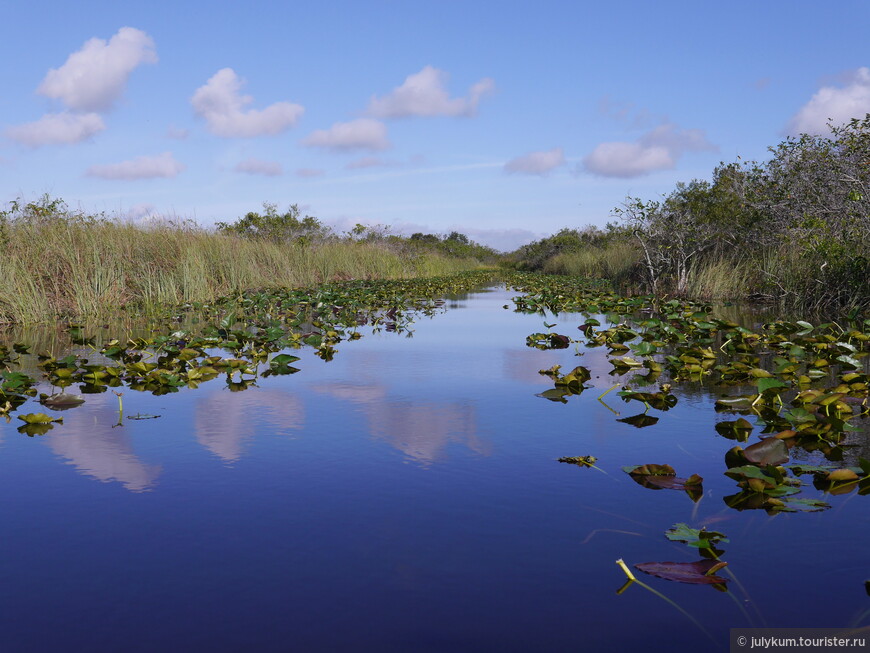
[0, 285, 867, 652]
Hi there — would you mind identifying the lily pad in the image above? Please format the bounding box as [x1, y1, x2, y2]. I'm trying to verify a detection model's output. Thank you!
[38, 393, 85, 410]
[634, 560, 729, 585]
[17, 413, 63, 425]
[623, 465, 703, 500]
[714, 418, 753, 441]
[557, 455, 598, 467]
[665, 523, 729, 549]
[742, 438, 789, 466]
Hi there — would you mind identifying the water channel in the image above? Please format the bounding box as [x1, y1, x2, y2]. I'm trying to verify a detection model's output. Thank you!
[1, 285, 867, 651]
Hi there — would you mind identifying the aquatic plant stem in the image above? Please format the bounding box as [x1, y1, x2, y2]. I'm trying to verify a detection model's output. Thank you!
[614, 558, 717, 645]
[615, 558, 636, 581]
[113, 391, 124, 428]
[598, 384, 620, 400]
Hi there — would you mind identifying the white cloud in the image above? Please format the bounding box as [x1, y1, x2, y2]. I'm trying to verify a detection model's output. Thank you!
[234, 157, 283, 176]
[37, 27, 157, 112]
[124, 203, 158, 221]
[191, 68, 304, 138]
[583, 142, 673, 178]
[786, 67, 870, 135]
[6, 112, 105, 146]
[367, 66, 495, 118]
[302, 118, 390, 151]
[345, 156, 392, 169]
[583, 123, 716, 178]
[86, 151, 184, 180]
[504, 148, 565, 176]
[296, 168, 325, 178]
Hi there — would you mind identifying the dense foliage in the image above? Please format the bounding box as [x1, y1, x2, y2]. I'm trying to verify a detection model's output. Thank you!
[509, 115, 870, 314]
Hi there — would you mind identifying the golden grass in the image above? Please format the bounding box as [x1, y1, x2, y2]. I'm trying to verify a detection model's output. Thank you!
[542, 241, 640, 284]
[0, 218, 484, 324]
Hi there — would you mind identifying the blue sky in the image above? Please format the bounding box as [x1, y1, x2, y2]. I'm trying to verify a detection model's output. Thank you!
[3, 1, 870, 251]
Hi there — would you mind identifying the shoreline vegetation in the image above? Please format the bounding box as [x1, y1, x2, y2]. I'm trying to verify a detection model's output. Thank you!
[0, 198, 497, 325]
[2, 117, 869, 325]
[507, 117, 870, 316]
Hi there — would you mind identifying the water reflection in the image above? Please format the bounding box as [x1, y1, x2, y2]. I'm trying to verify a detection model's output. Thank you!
[44, 398, 162, 492]
[194, 389, 305, 462]
[314, 382, 491, 464]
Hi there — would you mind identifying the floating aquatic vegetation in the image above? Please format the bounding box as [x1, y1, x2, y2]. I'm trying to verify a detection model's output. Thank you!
[623, 465, 703, 501]
[714, 417, 754, 441]
[38, 393, 85, 410]
[634, 560, 729, 586]
[664, 523, 728, 551]
[557, 455, 598, 467]
[526, 332, 571, 350]
[17, 412, 63, 425]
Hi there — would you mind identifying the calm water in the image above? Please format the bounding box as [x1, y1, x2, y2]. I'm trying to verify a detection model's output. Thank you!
[1, 286, 868, 652]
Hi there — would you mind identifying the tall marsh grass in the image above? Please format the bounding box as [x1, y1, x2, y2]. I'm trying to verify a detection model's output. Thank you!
[0, 206, 484, 324]
[542, 241, 640, 287]
[683, 255, 757, 301]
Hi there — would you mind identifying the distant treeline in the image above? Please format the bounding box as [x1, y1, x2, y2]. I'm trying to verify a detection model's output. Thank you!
[0, 197, 496, 324]
[215, 202, 501, 264]
[506, 115, 870, 314]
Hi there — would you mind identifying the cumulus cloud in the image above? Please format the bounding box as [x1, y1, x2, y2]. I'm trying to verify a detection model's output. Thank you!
[367, 66, 495, 118]
[86, 151, 184, 180]
[302, 118, 390, 151]
[6, 112, 105, 147]
[786, 67, 870, 135]
[504, 148, 565, 176]
[191, 68, 304, 138]
[295, 168, 325, 178]
[37, 27, 157, 112]
[234, 157, 283, 176]
[583, 123, 716, 178]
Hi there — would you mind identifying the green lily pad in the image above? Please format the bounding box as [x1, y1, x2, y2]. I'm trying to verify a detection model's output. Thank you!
[665, 523, 729, 549]
[17, 413, 63, 425]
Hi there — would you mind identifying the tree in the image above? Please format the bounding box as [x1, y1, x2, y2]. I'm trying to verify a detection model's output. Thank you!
[216, 203, 331, 243]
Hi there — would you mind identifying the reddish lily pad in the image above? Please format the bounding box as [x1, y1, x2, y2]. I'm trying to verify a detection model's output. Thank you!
[743, 438, 789, 466]
[634, 560, 729, 585]
[623, 464, 703, 501]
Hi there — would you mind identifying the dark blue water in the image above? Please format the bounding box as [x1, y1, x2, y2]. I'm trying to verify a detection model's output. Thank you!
[1, 287, 868, 652]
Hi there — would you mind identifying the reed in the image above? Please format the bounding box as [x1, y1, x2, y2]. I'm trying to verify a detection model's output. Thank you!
[542, 241, 640, 286]
[0, 211, 484, 325]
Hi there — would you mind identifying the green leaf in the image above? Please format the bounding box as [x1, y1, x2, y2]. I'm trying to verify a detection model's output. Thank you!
[17, 412, 63, 425]
[665, 523, 729, 549]
[757, 378, 789, 394]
